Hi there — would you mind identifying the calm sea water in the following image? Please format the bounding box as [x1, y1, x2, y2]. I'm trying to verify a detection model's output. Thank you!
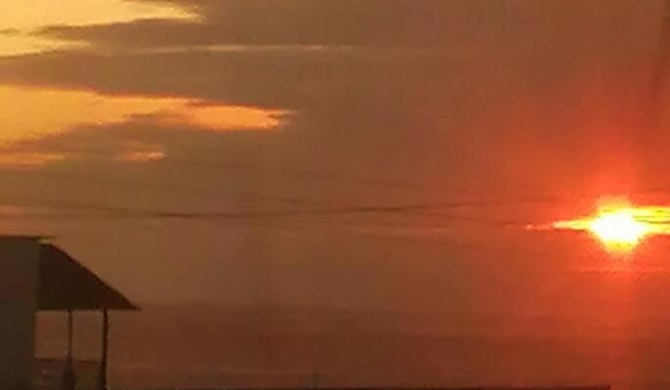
[34, 307, 670, 390]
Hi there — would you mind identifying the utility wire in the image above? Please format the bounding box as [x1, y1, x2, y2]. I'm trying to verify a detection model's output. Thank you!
[0, 188, 541, 228]
[3, 183, 670, 222]
[15, 145, 447, 193]
[9, 142, 670, 210]
[1, 169, 335, 207]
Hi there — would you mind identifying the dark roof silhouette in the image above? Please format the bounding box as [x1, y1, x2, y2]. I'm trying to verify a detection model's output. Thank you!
[38, 244, 138, 311]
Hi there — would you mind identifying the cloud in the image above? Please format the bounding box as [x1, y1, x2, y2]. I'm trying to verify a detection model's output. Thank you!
[0, 0, 195, 30]
[0, 85, 290, 147]
[0, 151, 66, 168]
[114, 141, 166, 163]
[141, 103, 289, 131]
[0, 45, 635, 116]
[0, 0, 656, 114]
[37, 0, 659, 54]
[0, 50, 345, 109]
[0, 10, 662, 205]
[0, 29, 20, 36]
[0, 31, 656, 190]
[0, 0, 197, 56]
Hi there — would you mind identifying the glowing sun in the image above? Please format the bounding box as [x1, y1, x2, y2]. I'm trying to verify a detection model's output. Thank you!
[586, 208, 650, 250]
[551, 200, 670, 253]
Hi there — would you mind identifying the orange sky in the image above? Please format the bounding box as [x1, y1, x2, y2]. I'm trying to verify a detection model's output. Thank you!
[0, 86, 288, 167]
[0, 1, 287, 166]
[0, 86, 287, 144]
[8, 3, 670, 388]
[1, 0, 670, 313]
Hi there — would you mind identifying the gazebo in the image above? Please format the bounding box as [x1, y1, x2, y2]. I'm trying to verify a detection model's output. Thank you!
[0, 236, 138, 390]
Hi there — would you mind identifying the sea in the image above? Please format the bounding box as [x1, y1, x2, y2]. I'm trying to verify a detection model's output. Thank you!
[33, 305, 670, 390]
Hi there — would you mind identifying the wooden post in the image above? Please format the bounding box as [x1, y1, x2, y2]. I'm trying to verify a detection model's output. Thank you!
[62, 309, 76, 390]
[66, 310, 73, 368]
[98, 309, 109, 390]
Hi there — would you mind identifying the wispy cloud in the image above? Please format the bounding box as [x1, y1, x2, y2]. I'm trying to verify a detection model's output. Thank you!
[0, 151, 66, 168]
[114, 141, 166, 163]
[0, 0, 198, 56]
[0, 86, 291, 147]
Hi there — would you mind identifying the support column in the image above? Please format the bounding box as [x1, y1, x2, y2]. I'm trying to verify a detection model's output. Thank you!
[62, 310, 76, 390]
[67, 310, 73, 367]
[98, 309, 109, 390]
[0, 237, 40, 390]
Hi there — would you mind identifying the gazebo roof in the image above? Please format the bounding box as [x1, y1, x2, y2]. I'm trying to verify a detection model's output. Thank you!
[38, 244, 138, 311]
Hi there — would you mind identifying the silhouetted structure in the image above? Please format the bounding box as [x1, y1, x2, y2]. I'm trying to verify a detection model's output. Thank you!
[0, 236, 137, 390]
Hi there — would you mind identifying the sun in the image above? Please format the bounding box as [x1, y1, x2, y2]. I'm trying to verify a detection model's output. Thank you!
[586, 208, 651, 250]
[549, 200, 670, 253]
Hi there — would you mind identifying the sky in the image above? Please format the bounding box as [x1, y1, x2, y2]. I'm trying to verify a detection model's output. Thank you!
[3, 0, 670, 313]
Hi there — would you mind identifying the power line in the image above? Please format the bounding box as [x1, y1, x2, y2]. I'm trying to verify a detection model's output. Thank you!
[2, 169, 335, 207]
[2, 185, 670, 222]
[9, 142, 670, 211]
[13, 145, 448, 193]
[5, 161, 670, 226]
[0, 157, 519, 210]
[0, 187, 540, 226]
[0, 205, 551, 256]
[162, 157, 450, 192]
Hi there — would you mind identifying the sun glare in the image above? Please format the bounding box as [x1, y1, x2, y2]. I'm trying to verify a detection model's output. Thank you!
[551, 200, 670, 253]
[586, 208, 650, 250]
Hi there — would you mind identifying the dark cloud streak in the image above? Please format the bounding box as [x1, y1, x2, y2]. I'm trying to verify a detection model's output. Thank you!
[37, 0, 660, 54]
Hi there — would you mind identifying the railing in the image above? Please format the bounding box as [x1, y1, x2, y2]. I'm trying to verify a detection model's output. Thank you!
[34, 358, 102, 390]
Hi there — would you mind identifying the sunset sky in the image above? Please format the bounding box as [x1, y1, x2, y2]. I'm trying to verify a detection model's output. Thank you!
[3, 0, 670, 314]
